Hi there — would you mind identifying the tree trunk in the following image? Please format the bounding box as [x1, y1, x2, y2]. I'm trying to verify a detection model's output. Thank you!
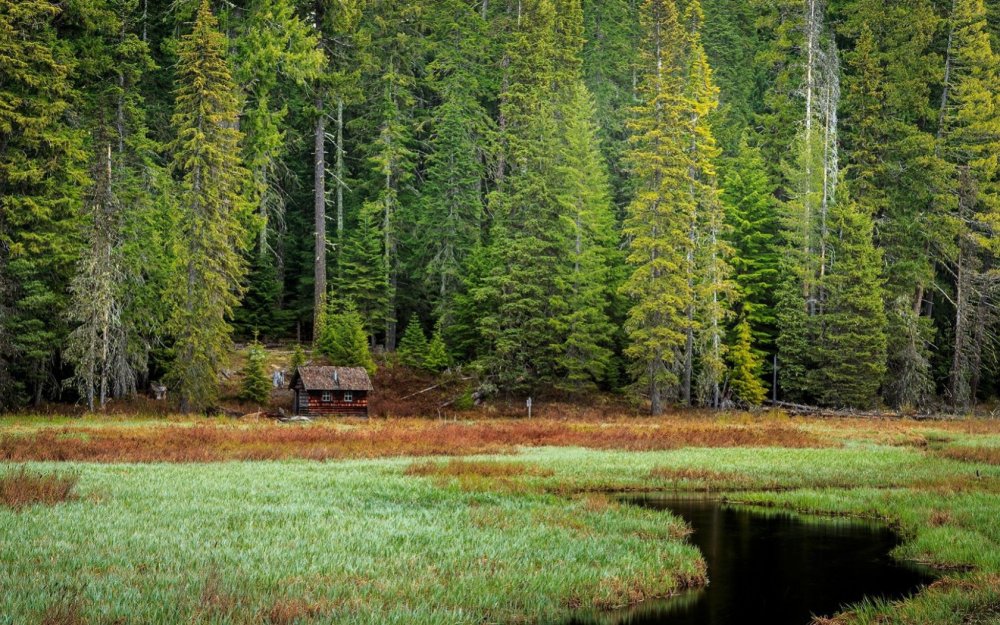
[313, 96, 326, 341]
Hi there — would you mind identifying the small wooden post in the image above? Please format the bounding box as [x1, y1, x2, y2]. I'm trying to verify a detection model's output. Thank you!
[526, 396, 532, 419]
[772, 355, 778, 404]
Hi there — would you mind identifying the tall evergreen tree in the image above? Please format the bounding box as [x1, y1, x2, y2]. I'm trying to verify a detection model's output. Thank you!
[479, 0, 571, 391]
[0, 0, 87, 407]
[811, 199, 888, 408]
[65, 0, 162, 411]
[165, 0, 251, 412]
[622, 0, 691, 414]
[721, 135, 781, 357]
[556, 82, 618, 391]
[938, 0, 1000, 410]
[417, 0, 493, 330]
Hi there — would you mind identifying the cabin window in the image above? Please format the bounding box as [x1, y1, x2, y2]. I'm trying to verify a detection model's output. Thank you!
[344, 391, 353, 402]
[322, 391, 332, 402]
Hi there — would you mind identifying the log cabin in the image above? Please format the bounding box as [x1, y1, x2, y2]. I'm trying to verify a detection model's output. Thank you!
[290, 366, 373, 417]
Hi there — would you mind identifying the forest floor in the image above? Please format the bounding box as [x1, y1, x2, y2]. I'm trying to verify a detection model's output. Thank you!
[1, 413, 999, 624]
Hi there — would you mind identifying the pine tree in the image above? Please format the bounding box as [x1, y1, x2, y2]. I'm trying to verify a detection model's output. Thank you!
[622, 0, 691, 414]
[424, 325, 450, 372]
[728, 317, 767, 406]
[317, 299, 377, 375]
[165, 0, 251, 412]
[397, 319, 429, 369]
[239, 339, 271, 406]
[0, 0, 87, 407]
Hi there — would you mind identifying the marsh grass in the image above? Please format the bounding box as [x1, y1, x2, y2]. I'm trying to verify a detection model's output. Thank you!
[3, 415, 1000, 624]
[0, 465, 79, 510]
[938, 445, 1000, 465]
[0, 418, 828, 463]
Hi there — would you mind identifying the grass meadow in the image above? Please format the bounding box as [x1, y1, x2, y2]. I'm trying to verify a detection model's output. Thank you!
[1, 413, 999, 624]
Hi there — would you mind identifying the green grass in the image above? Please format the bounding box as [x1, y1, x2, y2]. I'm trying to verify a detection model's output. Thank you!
[0, 459, 702, 625]
[2, 422, 999, 624]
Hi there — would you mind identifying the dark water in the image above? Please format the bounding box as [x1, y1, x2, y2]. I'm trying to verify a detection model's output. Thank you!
[570, 496, 937, 625]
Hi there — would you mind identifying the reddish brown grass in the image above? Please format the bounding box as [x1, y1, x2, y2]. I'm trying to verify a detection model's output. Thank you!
[938, 445, 1000, 465]
[0, 466, 79, 509]
[0, 418, 827, 463]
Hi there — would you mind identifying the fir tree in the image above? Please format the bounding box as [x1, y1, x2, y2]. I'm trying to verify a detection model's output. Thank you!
[289, 342, 307, 372]
[165, 0, 251, 412]
[555, 82, 618, 392]
[417, 0, 493, 329]
[622, 0, 691, 414]
[811, 200, 888, 408]
[317, 299, 377, 376]
[728, 317, 767, 406]
[424, 325, 450, 372]
[239, 339, 271, 406]
[398, 319, 429, 369]
[721, 135, 781, 356]
[938, 0, 1000, 410]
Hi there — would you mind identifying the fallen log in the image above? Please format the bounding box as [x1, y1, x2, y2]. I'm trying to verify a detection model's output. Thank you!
[765, 400, 961, 421]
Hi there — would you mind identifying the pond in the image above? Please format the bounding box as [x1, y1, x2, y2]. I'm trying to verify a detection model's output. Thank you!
[569, 495, 937, 625]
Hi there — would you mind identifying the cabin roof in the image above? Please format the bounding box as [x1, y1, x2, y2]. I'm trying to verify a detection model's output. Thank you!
[292, 366, 373, 392]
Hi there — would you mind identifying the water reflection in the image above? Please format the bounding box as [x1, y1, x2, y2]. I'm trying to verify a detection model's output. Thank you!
[569, 495, 937, 625]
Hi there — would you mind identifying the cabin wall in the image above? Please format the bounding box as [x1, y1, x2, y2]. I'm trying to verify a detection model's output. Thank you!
[296, 390, 368, 417]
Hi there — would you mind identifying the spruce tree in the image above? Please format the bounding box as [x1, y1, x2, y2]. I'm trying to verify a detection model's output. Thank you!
[684, 0, 735, 408]
[479, 0, 571, 391]
[418, 0, 493, 329]
[838, 3, 944, 408]
[397, 319, 429, 369]
[728, 317, 767, 406]
[165, 0, 251, 412]
[341, 201, 390, 343]
[317, 299, 377, 376]
[239, 339, 271, 406]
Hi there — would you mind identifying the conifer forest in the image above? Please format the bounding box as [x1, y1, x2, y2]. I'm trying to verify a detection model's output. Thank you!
[2, 0, 1000, 415]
